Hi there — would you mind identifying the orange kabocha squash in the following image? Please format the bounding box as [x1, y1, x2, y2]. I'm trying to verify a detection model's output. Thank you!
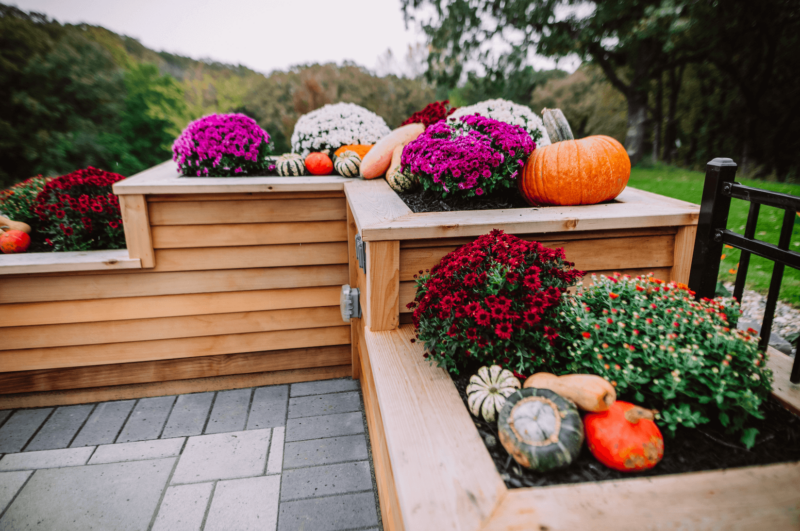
[334, 144, 373, 159]
[584, 401, 664, 472]
[0, 229, 31, 254]
[304, 152, 334, 175]
[519, 108, 630, 206]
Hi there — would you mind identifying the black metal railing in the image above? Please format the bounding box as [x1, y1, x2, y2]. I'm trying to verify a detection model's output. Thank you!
[688, 158, 800, 383]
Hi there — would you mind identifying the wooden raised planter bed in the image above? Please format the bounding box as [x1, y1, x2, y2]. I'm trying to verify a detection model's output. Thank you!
[344, 179, 800, 530]
[0, 161, 355, 407]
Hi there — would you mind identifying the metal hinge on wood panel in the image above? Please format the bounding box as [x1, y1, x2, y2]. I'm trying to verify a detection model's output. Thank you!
[355, 234, 366, 272]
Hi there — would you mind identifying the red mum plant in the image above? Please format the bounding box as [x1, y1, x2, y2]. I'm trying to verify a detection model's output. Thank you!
[401, 100, 457, 128]
[34, 167, 126, 252]
[408, 229, 584, 376]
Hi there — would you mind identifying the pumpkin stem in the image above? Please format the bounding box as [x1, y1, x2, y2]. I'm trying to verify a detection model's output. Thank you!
[541, 108, 575, 142]
[624, 406, 656, 424]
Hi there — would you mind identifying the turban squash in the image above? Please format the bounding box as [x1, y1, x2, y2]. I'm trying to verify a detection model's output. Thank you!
[519, 108, 630, 206]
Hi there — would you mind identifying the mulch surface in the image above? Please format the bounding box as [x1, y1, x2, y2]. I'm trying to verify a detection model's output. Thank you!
[451, 372, 800, 488]
[396, 188, 532, 213]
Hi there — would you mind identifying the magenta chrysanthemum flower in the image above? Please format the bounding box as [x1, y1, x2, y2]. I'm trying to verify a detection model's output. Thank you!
[400, 115, 535, 198]
[173, 114, 273, 177]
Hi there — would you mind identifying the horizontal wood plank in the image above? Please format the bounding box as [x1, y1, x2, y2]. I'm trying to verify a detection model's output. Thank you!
[0, 250, 140, 276]
[0, 325, 351, 372]
[1, 306, 344, 350]
[767, 346, 800, 417]
[152, 221, 347, 249]
[0, 344, 350, 394]
[399, 235, 675, 281]
[0, 265, 348, 304]
[486, 463, 800, 531]
[0, 286, 341, 328]
[0, 365, 351, 409]
[149, 198, 346, 225]
[153, 243, 347, 272]
[399, 267, 673, 313]
[147, 192, 344, 201]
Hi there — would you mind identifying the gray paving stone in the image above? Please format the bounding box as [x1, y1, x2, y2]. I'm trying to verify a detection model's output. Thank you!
[171, 428, 270, 484]
[0, 457, 174, 531]
[0, 446, 95, 471]
[283, 434, 368, 469]
[152, 482, 213, 531]
[26, 404, 94, 451]
[205, 389, 251, 434]
[0, 410, 11, 426]
[286, 411, 364, 442]
[281, 461, 372, 500]
[117, 396, 176, 443]
[266, 427, 284, 475]
[204, 475, 280, 531]
[288, 391, 361, 419]
[246, 385, 288, 429]
[162, 392, 214, 438]
[290, 378, 360, 397]
[89, 437, 184, 465]
[278, 491, 378, 531]
[71, 400, 135, 447]
[0, 408, 52, 453]
[0, 470, 32, 515]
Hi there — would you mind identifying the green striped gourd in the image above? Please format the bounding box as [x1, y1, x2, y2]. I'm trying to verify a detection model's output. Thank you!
[387, 166, 419, 193]
[334, 151, 361, 178]
[467, 365, 520, 422]
[276, 154, 306, 176]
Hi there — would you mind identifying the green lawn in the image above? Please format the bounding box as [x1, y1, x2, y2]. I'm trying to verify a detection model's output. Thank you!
[628, 165, 800, 307]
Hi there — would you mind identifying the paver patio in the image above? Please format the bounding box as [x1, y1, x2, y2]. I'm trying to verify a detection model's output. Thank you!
[0, 378, 381, 531]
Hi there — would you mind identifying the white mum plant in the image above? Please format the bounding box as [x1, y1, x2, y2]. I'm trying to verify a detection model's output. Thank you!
[449, 99, 551, 146]
[291, 103, 392, 157]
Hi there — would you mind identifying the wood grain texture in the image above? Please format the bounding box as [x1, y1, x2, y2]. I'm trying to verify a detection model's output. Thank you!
[147, 192, 344, 202]
[485, 463, 800, 531]
[399, 267, 673, 313]
[0, 265, 348, 304]
[344, 179, 412, 233]
[767, 346, 800, 417]
[152, 221, 347, 248]
[153, 243, 347, 272]
[366, 241, 400, 331]
[0, 365, 351, 409]
[0, 325, 351, 372]
[0, 286, 341, 328]
[399, 235, 675, 282]
[119, 194, 155, 268]
[0, 250, 140, 276]
[359, 329, 404, 530]
[671, 224, 698, 284]
[1, 306, 344, 350]
[148, 198, 346, 225]
[113, 159, 351, 195]
[347, 202, 361, 380]
[363, 325, 505, 531]
[0, 344, 350, 394]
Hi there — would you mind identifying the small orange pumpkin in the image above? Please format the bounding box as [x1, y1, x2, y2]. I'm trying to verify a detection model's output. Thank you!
[305, 152, 334, 175]
[519, 108, 630, 206]
[334, 144, 373, 159]
[0, 229, 31, 254]
[584, 401, 664, 472]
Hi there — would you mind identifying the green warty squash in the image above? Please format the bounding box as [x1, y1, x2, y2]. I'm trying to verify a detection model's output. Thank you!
[498, 388, 584, 472]
[277, 154, 306, 177]
[466, 365, 520, 422]
[334, 151, 362, 178]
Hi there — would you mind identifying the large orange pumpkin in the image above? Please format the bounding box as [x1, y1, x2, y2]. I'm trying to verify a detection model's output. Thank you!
[584, 401, 664, 472]
[519, 108, 630, 206]
[334, 144, 373, 159]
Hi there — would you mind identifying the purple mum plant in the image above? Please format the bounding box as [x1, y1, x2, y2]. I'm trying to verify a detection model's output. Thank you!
[400, 115, 535, 198]
[173, 113, 273, 177]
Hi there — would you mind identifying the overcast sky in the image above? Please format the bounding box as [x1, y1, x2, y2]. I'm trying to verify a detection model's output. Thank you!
[11, 0, 579, 76]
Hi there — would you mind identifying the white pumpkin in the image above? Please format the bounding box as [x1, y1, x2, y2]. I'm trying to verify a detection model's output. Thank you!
[466, 365, 521, 422]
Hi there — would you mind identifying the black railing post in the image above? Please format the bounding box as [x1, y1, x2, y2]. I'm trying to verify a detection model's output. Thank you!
[689, 158, 738, 299]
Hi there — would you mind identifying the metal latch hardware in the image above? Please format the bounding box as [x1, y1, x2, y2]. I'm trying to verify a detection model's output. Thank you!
[340, 284, 362, 322]
[355, 234, 366, 272]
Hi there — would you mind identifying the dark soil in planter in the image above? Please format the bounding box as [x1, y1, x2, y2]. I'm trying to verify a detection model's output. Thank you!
[451, 373, 800, 488]
[396, 188, 532, 213]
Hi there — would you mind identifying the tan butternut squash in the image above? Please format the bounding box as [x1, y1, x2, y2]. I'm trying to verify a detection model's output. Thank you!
[360, 123, 425, 179]
[523, 372, 616, 412]
[0, 216, 31, 234]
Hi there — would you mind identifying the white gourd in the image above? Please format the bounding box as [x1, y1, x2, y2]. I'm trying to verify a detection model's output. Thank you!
[466, 365, 520, 422]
